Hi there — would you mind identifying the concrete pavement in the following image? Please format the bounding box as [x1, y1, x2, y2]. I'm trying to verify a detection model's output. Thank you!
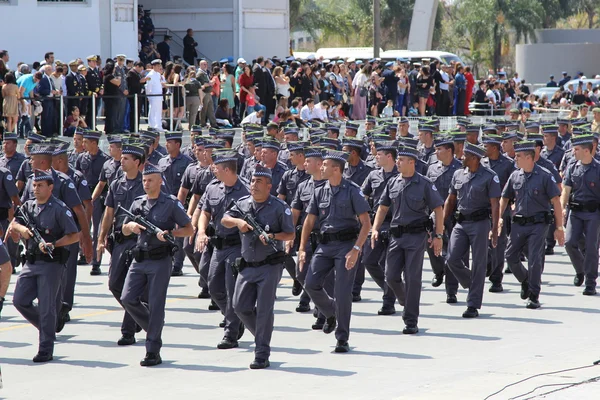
[1, 248, 600, 399]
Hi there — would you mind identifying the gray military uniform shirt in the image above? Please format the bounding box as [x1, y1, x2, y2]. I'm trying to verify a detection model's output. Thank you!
[226, 195, 295, 262]
[502, 164, 560, 216]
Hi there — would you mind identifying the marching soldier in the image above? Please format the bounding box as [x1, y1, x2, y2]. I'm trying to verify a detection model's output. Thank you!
[1, 131, 27, 183]
[290, 146, 335, 327]
[255, 137, 288, 196]
[51, 141, 92, 319]
[76, 130, 110, 275]
[561, 134, 600, 294]
[121, 163, 193, 366]
[360, 140, 399, 315]
[158, 131, 193, 276]
[0, 162, 21, 314]
[426, 135, 463, 301]
[194, 150, 249, 349]
[222, 164, 295, 369]
[68, 129, 85, 167]
[178, 136, 207, 276]
[482, 134, 516, 293]
[97, 142, 146, 345]
[188, 138, 223, 303]
[444, 142, 501, 318]
[501, 141, 564, 309]
[140, 130, 164, 165]
[372, 145, 444, 334]
[416, 124, 437, 165]
[342, 138, 373, 301]
[298, 149, 371, 353]
[277, 141, 309, 295]
[11, 169, 80, 363]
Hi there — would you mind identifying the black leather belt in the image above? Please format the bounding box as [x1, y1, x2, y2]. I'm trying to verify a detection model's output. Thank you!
[318, 228, 359, 244]
[568, 201, 598, 213]
[244, 251, 287, 268]
[132, 246, 173, 262]
[389, 220, 431, 238]
[512, 212, 551, 225]
[455, 209, 490, 223]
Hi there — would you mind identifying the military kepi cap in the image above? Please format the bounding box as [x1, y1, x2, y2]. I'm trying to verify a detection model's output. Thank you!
[122, 143, 145, 158]
[252, 164, 272, 179]
[211, 149, 238, 164]
[304, 146, 324, 158]
[571, 134, 595, 146]
[514, 141, 536, 153]
[464, 142, 486, 158]
[33, 169, 54, 183]
[143, 163, 162, 175]
[82, 130, 102, 141]
[323, 149, 349, 162]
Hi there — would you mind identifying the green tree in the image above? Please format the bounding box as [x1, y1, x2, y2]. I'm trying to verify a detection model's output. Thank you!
[289, 0, 353, 46]
[439, 0, 544, 73]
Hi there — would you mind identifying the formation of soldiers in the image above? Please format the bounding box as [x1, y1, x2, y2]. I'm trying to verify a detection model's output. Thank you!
[0, 107, 599, 369]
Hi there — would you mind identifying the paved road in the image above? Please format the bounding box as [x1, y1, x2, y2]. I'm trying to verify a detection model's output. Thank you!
[1, 247, 599, 399]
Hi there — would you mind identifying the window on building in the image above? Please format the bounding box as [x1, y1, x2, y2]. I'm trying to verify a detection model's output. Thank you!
[298, 38, 304, 46]
[306, 37, 312, 43]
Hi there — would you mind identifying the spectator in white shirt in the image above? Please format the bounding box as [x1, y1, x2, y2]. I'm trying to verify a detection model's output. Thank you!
[300, 98, 315, 122]
[241, 109, 264, 125]
[312, 100, 329, 122]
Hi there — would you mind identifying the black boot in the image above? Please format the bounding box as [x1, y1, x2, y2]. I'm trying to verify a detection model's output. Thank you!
[526, 294, 541, 309]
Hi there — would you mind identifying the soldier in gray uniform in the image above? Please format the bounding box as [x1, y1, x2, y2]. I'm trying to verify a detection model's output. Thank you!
[561, 134, 600, 294]
[194, 150, 249, 349]
[188, 139, 224, 303]
[481, 134, 516, 292]
[417, 124, 438, 165]
[277, 128, 301, 169]
[121, 163, 193, 366]
[97, 143, 147, 345]
[426, 135, 463, 301]
[222, 164, 295, 369]
[98, 135, 124, 190]
[0, 131, 27, 180]
[450, 131, 467, 161]
[465, 124, 481, 145]
[240, 133, 263, 182]
[277, 141, 309, 295]
[399, 137, 429, 176]
[0, 163, 21, 314]
[11, 169, 79, 363]
[178, 136, 207, 276]
[290, 146, 335, 327]
[360, 140, 399, 315]
[343, 121, 370, 160]
[16, 133, 47, 192]
[298, 149, 372, 353]
[528, 132, 564, 256]
[51, 141, 92, 319]
[140, 130, 165, 165]
[372, 145, 444, 334]
[444, 142, 501, 318]
[500, 141, 564, 309]
[22, 143, 93, 324]
[67, 130, 85, 167]
[342, 138, 373, 187]
[541, 125, 565, 169]
[158, 131, 194, 276]
[253, 137, 288, 196]
[75, 130, 110, 275]
[341, 138, 373, 301]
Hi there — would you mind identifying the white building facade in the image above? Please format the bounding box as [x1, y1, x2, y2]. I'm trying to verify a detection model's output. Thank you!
[0, 0, 289, 66]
